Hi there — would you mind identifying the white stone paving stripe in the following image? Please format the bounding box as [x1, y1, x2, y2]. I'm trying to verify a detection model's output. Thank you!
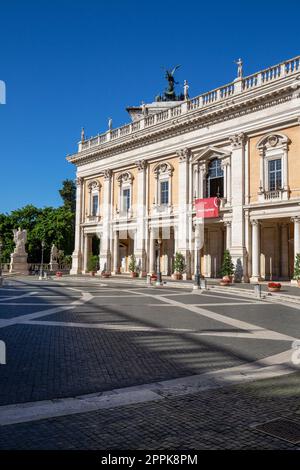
[0, 349, 296, 427]
[146, 302, 265, 307]
[20, 319, 294, 341]
[123, 288, 299, 342]
[0, 292, 37, 302]
[0, 291, 93, 329]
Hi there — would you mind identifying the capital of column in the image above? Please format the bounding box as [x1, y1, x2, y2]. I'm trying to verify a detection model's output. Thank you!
[103, 169, 112, 181]
[251, 219, 260, 226]
[135, 159, 148, 172]
[220, 157, 230, 170]
[291, 216, 300, 225]
[76, 176, 83, 187]
[177, 147, 191, 162]
[229, 132, 246, 149]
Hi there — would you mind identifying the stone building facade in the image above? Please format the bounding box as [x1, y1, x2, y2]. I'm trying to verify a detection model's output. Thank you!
[68, 56, 300, 282]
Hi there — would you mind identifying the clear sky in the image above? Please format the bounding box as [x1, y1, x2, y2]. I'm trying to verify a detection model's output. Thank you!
[0, 0, 299, 213]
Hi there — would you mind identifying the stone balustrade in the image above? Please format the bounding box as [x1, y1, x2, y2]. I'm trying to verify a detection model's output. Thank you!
[79, 55, 300, 152]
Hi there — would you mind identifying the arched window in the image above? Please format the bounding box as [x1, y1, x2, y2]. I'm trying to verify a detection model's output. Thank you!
[206, 159, 224, 197]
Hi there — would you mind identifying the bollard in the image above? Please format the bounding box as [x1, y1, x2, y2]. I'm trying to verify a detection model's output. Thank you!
[147, 274, 151, 286]
[200, 278, 207, 290]
[254, 283, 261, 298]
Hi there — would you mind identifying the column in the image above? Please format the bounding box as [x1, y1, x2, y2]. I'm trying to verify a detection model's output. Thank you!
[98, 169, 112, 273]
[148, 227, 156, 274]
[83, 234, 89, 273]
[134, 160, 147, 275]
[199, 162, 206, 198]
[112, 230, 119, 274]
[250, 220, 261, 283]
[280, 223, 289, 279]
[229, 133, 247, 281]
[224, 221, 231, 250]
[293, 216, 300, 256]
[176, 148, 191, 279]
[70, 176, 83, 274]
[221, 159, 228, 200]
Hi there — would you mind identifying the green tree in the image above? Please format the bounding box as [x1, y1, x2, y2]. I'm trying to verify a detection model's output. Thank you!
[0, 181, 76, 263]
[128, 254, 137, 273]
[173, 252, 185, 274]
[59, 179, 76, 212]
[293, 253, 300, 280]
[220, 250, 235, 277]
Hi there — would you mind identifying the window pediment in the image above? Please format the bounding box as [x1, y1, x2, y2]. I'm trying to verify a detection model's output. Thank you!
[256, 133, 290, 151]
[153, 162, 174, 178]
[192, 146, 230, 164]
[87, 180, 101, 192]
[117, 171, 134, 186]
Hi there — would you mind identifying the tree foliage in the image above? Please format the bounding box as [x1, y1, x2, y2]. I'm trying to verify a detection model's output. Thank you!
[0, 180, 76, 263]
[219, 249, 235, 277]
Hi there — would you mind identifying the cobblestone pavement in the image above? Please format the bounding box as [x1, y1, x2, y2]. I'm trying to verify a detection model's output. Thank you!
[0, 276, 299, 449]
[0, 372, 299, 450]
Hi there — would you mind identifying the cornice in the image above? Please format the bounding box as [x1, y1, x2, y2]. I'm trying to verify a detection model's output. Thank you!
[68, 78, 299, 167]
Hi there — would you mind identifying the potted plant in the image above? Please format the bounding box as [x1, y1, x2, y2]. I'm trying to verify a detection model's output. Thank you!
[129, 254, 138, 278]
[293, 253, 300, 287]
[219, 250, 235, 285]
[268, 282, 281, 292]
[172, 252, 185, 280]
[87, 255, 98, 276]
[101, 271, 111, 278]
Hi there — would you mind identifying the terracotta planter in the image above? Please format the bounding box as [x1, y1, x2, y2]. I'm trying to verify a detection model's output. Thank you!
[297, 280, 300, 288]
[172, 273, 182, 280]
[90, 272, 96, 277]
[56, 271, 63, 278]
[268, 287, 281, 292]
[222, 275, 233, 283]
[101, 272, 111, 278]
[220, 280, 230, 286]
[130, 272, 138, 278]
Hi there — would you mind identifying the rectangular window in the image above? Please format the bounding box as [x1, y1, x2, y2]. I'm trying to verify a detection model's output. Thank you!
[160, 180, 169, 205]
[268, 159, 282, 191]
[122, 188, 131, 211]
[92, 194, 98, 216]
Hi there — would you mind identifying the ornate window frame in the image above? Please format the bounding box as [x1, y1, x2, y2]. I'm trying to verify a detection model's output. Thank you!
[256, 133, 290, 201]
[192, 146, 231, 205]
[116, 171, 134, 217]
[153, 162, 174, 210]
[87, 180, 101, 219]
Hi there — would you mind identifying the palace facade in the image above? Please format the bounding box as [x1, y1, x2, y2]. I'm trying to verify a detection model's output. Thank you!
[68, 56, 300, 282]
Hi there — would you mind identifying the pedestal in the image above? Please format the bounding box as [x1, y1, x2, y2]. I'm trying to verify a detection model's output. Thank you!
[9, 253, 29, 275]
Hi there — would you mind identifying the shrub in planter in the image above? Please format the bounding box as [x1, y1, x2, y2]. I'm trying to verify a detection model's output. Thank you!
[268, 282, 281, 292]
[128, 254, 138, 277]
[293, 253, 300, 287]
[219, 250, 234, 284]
[172, 252, 185, 280]
[87, 255, 99, 275]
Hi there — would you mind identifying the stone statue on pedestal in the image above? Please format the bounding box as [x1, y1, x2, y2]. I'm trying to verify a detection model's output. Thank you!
[50, 244, 59, 272]
[9, 227, 29, 275]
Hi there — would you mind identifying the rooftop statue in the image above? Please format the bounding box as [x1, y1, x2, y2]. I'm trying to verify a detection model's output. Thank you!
[156, 65, 184, 102]
[164, 65, 180, 100]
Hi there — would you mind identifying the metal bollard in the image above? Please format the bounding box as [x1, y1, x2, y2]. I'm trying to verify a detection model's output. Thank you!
[200, 278, 207, 290]
[147, 274, 151, 286]
[254, 283, 261, 298]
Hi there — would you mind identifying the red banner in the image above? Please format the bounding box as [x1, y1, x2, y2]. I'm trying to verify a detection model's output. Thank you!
[195, 197, 219, 219]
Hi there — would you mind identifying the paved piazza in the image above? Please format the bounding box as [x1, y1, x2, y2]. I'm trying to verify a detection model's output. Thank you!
[0, 276, 299, 449]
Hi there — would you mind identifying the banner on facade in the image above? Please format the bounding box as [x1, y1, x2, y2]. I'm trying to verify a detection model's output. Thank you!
[194, 197, 219, 219]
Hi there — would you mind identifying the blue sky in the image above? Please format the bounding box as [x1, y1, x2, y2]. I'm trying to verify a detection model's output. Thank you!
[0, 0, 299, 212]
